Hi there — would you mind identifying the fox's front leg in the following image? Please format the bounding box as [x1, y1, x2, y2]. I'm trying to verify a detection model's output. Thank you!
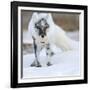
[31, 39, 42, 67]
[46, 44, 54, 66]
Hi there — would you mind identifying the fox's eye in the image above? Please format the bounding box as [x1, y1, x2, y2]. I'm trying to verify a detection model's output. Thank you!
[35, 23, 38, 27]
[35, 23, 40, 29]
[45, 23, 49, 28]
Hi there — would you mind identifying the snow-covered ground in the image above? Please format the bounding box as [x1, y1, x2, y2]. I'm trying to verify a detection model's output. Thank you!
[23, 49, 80, 79]
[22, 30, 80, 79]
[67, 30, 79, 41]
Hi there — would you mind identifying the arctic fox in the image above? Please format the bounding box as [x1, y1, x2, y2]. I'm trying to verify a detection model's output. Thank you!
[28, 12, 79, 67]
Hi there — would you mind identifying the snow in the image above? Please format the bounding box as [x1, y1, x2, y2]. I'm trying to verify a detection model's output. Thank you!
[23, 45, 80, 79]
[67, 30, 79, 41]
[22, 30, 80, 79]
[23, 30, 33, 44]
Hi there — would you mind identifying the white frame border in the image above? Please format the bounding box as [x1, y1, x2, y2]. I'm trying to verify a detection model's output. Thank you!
[18, 6, 84, 83]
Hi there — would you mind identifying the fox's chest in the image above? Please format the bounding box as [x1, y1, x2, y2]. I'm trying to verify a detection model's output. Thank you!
[34, 36, 49, 47]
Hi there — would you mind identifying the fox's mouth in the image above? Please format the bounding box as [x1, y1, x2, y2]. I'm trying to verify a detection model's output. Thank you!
[41, 42, 45, 43]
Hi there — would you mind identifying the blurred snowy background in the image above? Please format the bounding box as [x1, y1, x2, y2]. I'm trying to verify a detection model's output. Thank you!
[21, 11, 80, 79]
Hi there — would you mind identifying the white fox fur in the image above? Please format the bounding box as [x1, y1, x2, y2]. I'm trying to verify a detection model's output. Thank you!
[28, 13, 79, 51]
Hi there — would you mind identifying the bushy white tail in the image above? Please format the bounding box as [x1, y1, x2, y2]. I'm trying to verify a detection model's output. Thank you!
[48, 24, 79, 51]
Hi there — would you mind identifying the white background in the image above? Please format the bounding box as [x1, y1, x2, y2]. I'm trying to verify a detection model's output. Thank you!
[0, 0, 89, 90]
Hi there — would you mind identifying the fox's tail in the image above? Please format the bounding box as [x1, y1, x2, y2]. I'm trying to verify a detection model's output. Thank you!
[48, 25, 79, 51]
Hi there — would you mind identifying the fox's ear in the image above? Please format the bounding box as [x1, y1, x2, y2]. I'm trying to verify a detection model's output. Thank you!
[32, 12, 38, 22]
[45, 13, 55, 29]
[46, 13, 52, 19]
[48, 13, 52, 18]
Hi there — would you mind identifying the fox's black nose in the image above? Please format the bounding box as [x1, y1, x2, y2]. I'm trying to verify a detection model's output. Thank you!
[41, 35, 44, 38]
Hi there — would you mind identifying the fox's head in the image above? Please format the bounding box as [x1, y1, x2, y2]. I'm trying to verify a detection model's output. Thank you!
[31, 12, 54, 38]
